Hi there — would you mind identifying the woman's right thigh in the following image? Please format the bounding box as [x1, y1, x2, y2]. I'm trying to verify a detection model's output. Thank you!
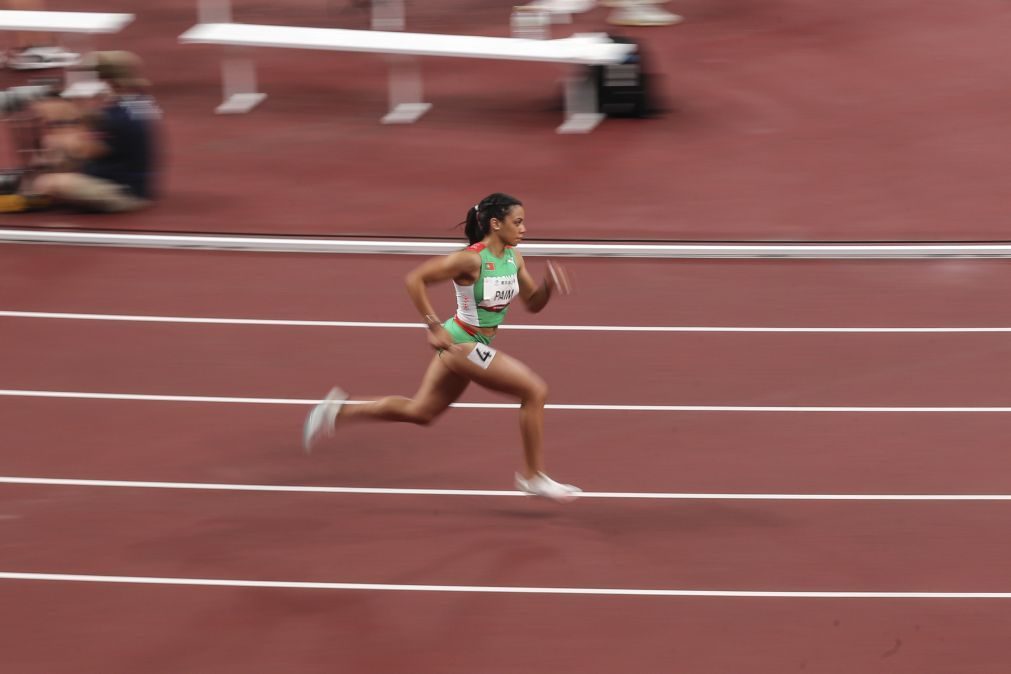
[409, 353, 471, 420]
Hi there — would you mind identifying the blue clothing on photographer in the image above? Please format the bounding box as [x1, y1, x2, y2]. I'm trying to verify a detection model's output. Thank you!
[82, 94, 160, 199]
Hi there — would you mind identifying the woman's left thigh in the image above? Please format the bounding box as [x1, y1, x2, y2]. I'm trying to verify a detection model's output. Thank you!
[441, 343, 546, 400]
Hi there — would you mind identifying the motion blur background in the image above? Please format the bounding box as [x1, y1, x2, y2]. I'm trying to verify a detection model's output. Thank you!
[2, 0, 1007, 242]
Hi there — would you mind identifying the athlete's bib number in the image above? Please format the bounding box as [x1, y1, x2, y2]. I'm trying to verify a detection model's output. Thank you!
[482, 275, 517, 306]
[467, 344, 497, 370]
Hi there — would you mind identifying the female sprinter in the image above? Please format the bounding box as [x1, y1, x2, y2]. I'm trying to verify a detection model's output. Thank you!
[302, 192, 580, 502]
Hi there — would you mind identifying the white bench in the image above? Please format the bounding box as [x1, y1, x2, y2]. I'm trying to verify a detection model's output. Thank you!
[0, 9, 133, 34]
[178, 22, 636, 133]
[0, 10, 134, 83]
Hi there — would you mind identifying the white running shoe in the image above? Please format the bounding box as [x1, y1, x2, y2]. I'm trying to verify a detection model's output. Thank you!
[7, 46, 81, 71]
[302, 387, 347, 453]
[515, 472, 582, 503]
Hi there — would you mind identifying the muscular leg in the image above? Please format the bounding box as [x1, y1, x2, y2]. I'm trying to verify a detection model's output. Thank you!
[339, 353, 469, 426]
[438, 345, 549, 478]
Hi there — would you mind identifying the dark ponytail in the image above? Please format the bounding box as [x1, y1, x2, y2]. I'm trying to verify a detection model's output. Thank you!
[461, 192, 523, 245]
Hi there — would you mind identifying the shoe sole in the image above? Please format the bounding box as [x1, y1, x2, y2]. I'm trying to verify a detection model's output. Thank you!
[524, 488, 581, 503]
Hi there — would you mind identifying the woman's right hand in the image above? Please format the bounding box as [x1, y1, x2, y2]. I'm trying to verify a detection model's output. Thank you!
[545, 260, 572, 296]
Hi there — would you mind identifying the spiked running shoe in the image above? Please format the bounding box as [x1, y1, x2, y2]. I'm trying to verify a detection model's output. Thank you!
[515, 472, 582, 503]
[302, 387, 347, 452]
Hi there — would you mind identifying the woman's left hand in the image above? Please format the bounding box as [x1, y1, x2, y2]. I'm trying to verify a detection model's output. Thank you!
[545, 260, 572, 296]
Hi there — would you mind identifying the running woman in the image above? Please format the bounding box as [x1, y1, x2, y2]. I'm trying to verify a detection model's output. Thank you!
[303, 192, 580, 502]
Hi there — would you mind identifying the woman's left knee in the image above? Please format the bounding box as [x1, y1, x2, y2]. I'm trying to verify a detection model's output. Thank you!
[524, 377, 549, 405]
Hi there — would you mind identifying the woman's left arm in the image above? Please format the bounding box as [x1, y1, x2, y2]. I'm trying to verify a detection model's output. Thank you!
[516, 251, 571, 314]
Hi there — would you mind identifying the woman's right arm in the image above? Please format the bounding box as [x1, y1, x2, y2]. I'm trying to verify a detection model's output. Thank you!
[405, 250, 480, 351]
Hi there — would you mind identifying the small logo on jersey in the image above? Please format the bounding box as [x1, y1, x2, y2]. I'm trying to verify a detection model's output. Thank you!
[486, 262, 495, 271]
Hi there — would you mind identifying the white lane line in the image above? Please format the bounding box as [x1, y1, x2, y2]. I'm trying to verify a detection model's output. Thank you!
[5, 228, 1011, 258]
[0, 476, 513, 498]
[2, 310, 1010, 333]
[4, 476, 1011, 501]
[0, 389, 316, 405]
[3, 389, 1011, 412]
[0, 571, 1009, 598]
[0, 311, 416, 330]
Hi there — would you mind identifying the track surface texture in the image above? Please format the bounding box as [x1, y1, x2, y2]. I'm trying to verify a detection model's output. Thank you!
[4, 245, 1011, 671]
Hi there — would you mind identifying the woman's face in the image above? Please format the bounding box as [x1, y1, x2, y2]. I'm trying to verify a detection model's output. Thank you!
[492, 205, 526, 246]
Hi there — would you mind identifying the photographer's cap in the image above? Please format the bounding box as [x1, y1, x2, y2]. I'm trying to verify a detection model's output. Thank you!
[78, 51, 150, 89]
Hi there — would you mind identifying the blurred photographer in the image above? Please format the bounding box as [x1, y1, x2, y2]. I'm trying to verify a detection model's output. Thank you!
[20, 51, 162, 213]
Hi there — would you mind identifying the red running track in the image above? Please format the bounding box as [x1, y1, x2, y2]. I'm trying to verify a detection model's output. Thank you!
[4, 244, 1011, 672]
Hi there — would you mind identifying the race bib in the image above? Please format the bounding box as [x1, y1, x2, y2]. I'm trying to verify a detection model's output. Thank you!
[467, 343, 497, 369]
[482, 275, 518, 307]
